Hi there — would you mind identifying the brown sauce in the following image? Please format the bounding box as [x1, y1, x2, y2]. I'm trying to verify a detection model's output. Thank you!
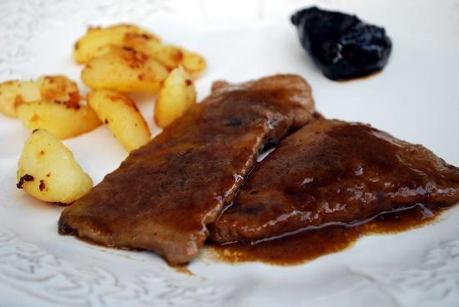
[174, 265, 194, 275]
[210, 204, 445, 265]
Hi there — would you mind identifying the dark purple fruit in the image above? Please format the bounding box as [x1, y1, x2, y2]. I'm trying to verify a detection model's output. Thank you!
[291, 7, 392, 80]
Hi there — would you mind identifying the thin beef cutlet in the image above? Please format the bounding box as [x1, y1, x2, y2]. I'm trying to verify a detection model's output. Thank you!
[58, 74, 315, 264]
[210, 119, 459, 243]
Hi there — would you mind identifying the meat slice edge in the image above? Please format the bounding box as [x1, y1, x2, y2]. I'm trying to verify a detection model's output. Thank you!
[58, 74, 315, 264]
[210, 119, 459, 243]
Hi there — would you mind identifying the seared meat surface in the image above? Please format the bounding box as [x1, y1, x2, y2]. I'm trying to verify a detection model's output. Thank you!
[210, 119, 459, 243]
[58, 74, 315, 264]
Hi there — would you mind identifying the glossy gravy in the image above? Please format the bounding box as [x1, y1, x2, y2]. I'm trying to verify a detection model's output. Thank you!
[211, 204, 445, 265]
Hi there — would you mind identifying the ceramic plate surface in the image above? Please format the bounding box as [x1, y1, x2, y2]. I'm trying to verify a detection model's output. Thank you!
[1, 0, 459, 306]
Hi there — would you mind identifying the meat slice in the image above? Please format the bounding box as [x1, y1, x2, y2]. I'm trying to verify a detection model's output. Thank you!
[210, 119, 459, 243]
[58, 74, 315, 264]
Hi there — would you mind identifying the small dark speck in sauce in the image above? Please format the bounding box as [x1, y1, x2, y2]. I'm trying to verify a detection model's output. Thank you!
[210, 204, 446, 265]
[226, 117, 242, 127]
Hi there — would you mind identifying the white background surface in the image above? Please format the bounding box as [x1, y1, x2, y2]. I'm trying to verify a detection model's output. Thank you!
[0, 0, 458, 306]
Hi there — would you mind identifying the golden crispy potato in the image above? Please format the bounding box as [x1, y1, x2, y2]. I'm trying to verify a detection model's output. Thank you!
[0, 75, 80, 117]
[88, 89, 151, 151]
[16, 101, 101, 139]
[0, 80, 40, 117]
[181, 49, 207, 77]
[124, 39, 207, 77]
[139, 43, 206, 77]
[73, 24, 160, 64]
[73, 23, 206, 76]
[155, 66, 196, 128]
[39, 76, 80, 107]
[17, 129, 93, 204]
[81, 48, 169, 94]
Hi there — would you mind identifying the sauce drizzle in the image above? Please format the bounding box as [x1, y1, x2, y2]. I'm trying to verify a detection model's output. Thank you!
[211, 204, 445, 265]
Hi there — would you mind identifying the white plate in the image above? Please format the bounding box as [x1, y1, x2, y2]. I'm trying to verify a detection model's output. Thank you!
[1, 0, 458, 306]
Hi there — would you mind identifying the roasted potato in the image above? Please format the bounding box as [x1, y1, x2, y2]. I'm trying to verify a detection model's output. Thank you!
[73, 24, 160, 64]
[0, 76, 80, 117]
[123, 38, 206, 77]
[39, 76, 80, 107]
[16, 101, 101, 139]
[81, 48, 169, 94]
[73, 23, 206, 76]
[138, 43, 206, 77]
[155, 66, 196, 128]
[181, 49, 207, 77]
[0, 80, 40, 117]
[88, 89, 151, 151]
[17, 129, 93, 204]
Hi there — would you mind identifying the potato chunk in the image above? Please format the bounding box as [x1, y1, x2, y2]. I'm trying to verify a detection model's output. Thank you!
[81, 48, 169, 94]
[154, 66, 196, 128]
[17, 130, 93, 204]
[73, 23, 206, 77]
[0, 75, 80, 117]
[0, 80, 41, 117]
[73, 24, 160, 64]
[16, 101, 101, 139]
[39, 76, 80, 107]
[124, 39, 207, 77]
[88, 89, 151, 151]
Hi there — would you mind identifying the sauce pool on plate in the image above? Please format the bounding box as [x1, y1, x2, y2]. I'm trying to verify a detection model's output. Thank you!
[210, 204, 445, 265]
